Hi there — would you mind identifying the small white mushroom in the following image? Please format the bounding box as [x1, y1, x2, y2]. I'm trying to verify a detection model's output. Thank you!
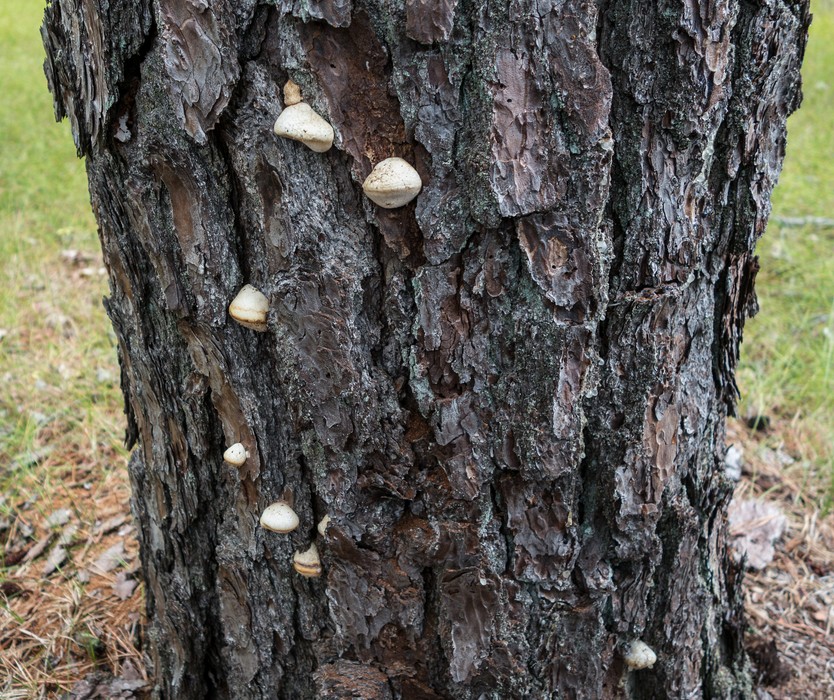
[292, 543, 322, 578]
[229, 284, 269, 331]
[317, 515, 331, 537]
[283, 79, 302, 106]
[273, 103, 334, 153]
[223, 443, 248, 467]
[623, 640, 657, 670]
[259, 502, 300, 534]
[362, 157, 422, 208]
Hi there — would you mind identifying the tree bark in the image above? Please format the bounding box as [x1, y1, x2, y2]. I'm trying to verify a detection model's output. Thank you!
[43, 0, 809, 698]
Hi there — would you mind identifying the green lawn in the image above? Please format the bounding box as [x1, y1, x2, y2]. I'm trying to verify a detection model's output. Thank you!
[0, 1, 95, 248]
[0, 0, 123, 524]
[737, 1, 834, 503]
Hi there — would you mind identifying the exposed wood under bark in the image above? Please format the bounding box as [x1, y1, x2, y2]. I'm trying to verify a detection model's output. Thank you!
[43, 0, 809, 697]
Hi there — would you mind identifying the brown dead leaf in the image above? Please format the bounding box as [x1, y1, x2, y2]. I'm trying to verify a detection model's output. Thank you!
[60, 249, 96, 266]
[113, 573, 138, 601]
[1, 546, 29, 567]
[58, 523, 79, 546]
[728, 498, 787, 570]
[43, 545, 68, 576]
[45, 508, 73, 528]
[91, 542, 125, 574]
[23, 533, 53, 562]
[0, 581, 25, 598]
[94, 514, 128, 536]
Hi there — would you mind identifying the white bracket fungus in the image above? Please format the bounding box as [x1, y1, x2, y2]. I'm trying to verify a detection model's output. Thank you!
[259, 502, 300, 534]
[229, 284, 269, 332]
[317, 514, 331, 537]
[273, 103, 334, 153]
[223, 443, 248, 467]
[362, 157, 422, 208]
[293, 543, 322, 578]
[623, 640, 657, 670]
[283, 79, 302, 107]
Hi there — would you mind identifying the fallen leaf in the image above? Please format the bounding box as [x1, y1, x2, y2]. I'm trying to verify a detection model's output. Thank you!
[23, 534, 53, 562]
[94, 514, 128, 536]
[45, 508, 73, 528]
[43, 545, 68, 575]
[60, 249, 96, 265]
[96, 367, 115, 384]
[92, 542, 125, 574]
[113, 572, 138, 600]
[13, 445, 55, 469]
[0, 581, 24, 598]
[58, 523, 79, 546]
[120, 659, 144, 681]
[1, 546, 29, 567]
[45, 312, 75, 336]
[728, 499, 787, 570]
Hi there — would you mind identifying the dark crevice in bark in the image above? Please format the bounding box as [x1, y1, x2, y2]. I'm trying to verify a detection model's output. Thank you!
[417, 564, 444, 696]
[241, 4, 272, 62]
[104, 297, 140, 450]
[212, 127, 249, 280]
[110, 16, 158, 148]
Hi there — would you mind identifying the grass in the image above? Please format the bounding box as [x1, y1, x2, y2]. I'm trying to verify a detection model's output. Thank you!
[737, 0, 834, 507]
[0, 1, 137, 696]
[0, 0, 831, 696]
[0, 0, 122, 491]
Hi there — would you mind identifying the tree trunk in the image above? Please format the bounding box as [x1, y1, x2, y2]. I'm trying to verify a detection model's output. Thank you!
[42, 0, 809, 697]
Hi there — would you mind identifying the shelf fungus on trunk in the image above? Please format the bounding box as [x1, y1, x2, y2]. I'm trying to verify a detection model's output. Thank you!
[623, 640, 657, 670]
[273, 103, 334, 153]
[259, 502, 300, 534]
[282, 79, 302, 107]
[292, 543, 322, 578]
[362, 157, 422, 208]
[316, 514, 330, 537]
[228, 284, 269, 331]
[223, 443, 248, 467]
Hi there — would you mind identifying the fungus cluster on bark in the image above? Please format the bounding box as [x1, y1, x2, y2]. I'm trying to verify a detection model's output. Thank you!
[293, 544, 323, 578]
[259, 502, 300, 534]
[228, 284, 269, 331]
[623, 640, 657, 670]
[273, 102, 335, 153]
[222, 442, 248, 467]
[362, 157, 422, 208]
[258, 501, 322, 577]
[229, 80, 423, 582]
[273, 80, 422, 206]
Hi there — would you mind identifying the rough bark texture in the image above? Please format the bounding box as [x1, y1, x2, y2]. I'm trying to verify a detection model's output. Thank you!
[43, 0, 809, 698]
